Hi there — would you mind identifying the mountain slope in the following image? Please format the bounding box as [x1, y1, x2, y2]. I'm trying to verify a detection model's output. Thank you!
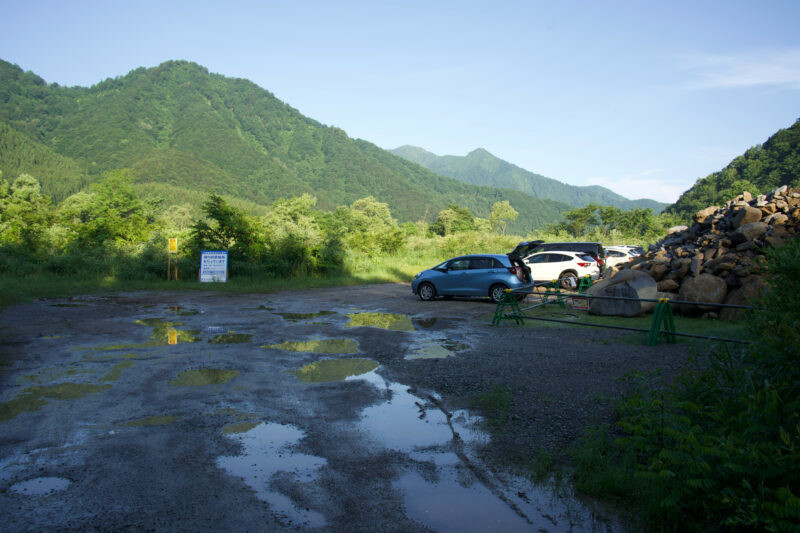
[0, 120, 91, 202]
[0, 59, 572, 232]
[666, 118, 800, 217]
[390, 145, 667, 212]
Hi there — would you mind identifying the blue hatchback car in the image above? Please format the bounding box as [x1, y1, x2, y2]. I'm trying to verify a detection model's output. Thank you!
[411, 253, 532, 303]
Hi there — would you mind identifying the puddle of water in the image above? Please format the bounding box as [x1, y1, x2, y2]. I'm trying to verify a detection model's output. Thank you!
[10, 476, 71, 495]
[169, 369, 240, 386]
[346, 312, 415, 332]
[126, 415, 180, 427]
[356, 371, 484, 450]
[91, 319, 201, 351]
[353, 371, 598, 532]
[209, 333, 253, 344]
[273, 311, 336, 322]
[167, 305, 200, 316]
[217, 422, 327, 527]
[222, 421, 261, 434]
[289, 358, 379, 383]
[406, 340, 471, 360]
[413, 317, 438, 329]
[0, 383, 111, 422]
[263, 338, 359, 354]
[101, 361, 135, 381]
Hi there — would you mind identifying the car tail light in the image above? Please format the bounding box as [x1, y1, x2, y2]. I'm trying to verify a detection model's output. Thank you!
[577, 262, 592, 267]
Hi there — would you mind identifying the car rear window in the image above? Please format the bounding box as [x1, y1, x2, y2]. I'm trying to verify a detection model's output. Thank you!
[549, 254, 572, 263]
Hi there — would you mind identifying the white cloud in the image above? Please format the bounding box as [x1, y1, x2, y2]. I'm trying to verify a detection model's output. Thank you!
[681, 48, 800, 90]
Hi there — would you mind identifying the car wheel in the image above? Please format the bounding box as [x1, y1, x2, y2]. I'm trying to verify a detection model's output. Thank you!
[489, 284, 509, 303]
[418, 282, 436, 301]
[559, 271, 578, 290]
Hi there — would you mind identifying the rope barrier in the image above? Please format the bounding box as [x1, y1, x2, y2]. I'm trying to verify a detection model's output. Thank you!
[493, 275, 753, 345]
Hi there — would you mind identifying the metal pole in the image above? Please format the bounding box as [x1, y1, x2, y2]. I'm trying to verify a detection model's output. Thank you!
[505, 313, 751, 344]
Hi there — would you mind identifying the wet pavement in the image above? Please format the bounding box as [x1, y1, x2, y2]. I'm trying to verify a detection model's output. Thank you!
[0, 284, 618, 532]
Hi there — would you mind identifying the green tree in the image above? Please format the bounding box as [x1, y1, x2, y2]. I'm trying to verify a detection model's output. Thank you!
[0, 173, 53, 251]
[560, 203, 599, 236]
[335, 196, 405, 255]
[430, 204, 476, 236]
[58, 170, 154, 247]
[190, 193, 264, 262]
[489, 200, 518, 235]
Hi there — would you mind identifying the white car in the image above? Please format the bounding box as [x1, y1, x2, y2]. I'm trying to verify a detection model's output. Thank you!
[524, 251, 600, 289]
[604, 246, 638, 268]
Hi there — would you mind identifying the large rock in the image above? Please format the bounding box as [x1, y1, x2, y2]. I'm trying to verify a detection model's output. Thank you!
[694, 206, 719, 223]
[720, 277, 765, 320]
[678, 273, 728, 315]
[730, 221, 768, 243]
[587, 270, 658, 317]
[732, 205, 762, 228]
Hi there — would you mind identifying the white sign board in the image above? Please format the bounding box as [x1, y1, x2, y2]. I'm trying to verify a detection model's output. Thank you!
[199, 251, 228, 282]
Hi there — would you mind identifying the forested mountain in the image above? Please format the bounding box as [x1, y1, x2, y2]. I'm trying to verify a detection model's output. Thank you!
[390, 145, 668, 213]
[666, 118, 800, 217]
[0, 59, 571, 232]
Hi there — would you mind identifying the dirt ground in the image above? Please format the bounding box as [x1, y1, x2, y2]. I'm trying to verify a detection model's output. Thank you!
[0, 283, 698, 532]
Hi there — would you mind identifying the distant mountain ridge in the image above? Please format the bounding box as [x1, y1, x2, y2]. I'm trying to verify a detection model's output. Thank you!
[389, 145, 667, 213]
[0, 58, 571, 233]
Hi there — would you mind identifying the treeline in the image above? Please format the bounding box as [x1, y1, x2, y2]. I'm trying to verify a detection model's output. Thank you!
[0, 171, 679, 281]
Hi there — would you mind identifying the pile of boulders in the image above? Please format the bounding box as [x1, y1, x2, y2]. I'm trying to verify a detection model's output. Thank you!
[589, 186, 799, 319]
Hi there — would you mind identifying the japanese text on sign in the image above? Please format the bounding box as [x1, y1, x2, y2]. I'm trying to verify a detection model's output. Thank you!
[199, 251, 228, 282]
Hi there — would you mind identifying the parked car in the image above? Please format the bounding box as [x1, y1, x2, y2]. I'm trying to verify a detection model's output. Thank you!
[412, 249, 534, 303]
[524, 241, 606, 271]
[523, 251, 600, 289]
[604, 246, 637, 268]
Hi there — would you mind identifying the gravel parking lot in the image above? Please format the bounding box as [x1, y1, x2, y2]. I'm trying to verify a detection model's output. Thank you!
[0, 283, 697, 532]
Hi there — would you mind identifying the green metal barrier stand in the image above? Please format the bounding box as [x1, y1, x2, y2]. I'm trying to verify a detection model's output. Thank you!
[647, 298, 677, 345]
[491, 289, 524, 325]
[541, 280, 566, 309]
[577, 275, 592, 293]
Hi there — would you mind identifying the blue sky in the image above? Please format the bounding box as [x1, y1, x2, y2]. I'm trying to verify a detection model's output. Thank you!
[2, 1, 799, 203]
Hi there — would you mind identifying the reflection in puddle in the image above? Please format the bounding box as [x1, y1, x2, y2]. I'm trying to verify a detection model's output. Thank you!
[91, 319, 201, 351]
[263, 338, 359, 354]
[169, 369, 240, 386]
[10, 476, 71, 495]
[167, 305, 200, 316]
[289, 358, 379, 383]
[406, 340, 471, 360]
[0, 383, 111, 422]
[222, 421, 261, 434]
[346, 312, 414, 331]
[126, 415, 180, 427]
[217, 423, 327, 528]
[273, 310, 336, 322]
[354, 371, 596, 532]
[357, 371, 484, 451]
[412, 317, 438, 329]
[397, 467, 531, 532]
[209, 333, 252, 344]
[101, 361, 135, 381]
